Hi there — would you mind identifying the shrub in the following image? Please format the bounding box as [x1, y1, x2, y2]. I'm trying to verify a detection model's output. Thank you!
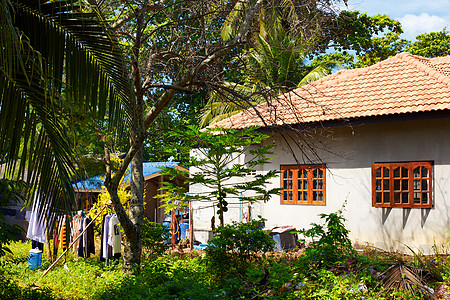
[141, 219, 170, 258]
[205, 218, 275, 278]
[297, 205, 356, 269]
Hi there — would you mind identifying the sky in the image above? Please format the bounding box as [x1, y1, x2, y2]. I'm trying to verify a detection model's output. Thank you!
[339, 0, 450, 41]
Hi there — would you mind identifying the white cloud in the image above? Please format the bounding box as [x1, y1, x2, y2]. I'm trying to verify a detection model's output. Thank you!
[399, 13, 448, 40]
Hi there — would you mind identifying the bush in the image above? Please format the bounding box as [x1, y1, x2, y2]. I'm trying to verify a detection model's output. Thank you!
[205, 218, 275, 278]
[141, 219, 171, 258]
[297, 206, 356, 270]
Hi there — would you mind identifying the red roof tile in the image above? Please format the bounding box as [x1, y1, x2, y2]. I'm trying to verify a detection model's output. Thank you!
[210, 53, 450, 129]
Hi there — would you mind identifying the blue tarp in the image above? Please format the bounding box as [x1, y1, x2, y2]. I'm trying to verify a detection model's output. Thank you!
[72, 161, 181, 190]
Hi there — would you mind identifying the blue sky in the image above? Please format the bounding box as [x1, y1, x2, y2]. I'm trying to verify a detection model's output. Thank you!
[338, 0, 450, 41]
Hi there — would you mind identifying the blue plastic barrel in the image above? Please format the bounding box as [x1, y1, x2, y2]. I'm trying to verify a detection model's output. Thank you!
[162, 221, 171, 244]
[27, 249, 42, 270]
[180, 222, 189, 240]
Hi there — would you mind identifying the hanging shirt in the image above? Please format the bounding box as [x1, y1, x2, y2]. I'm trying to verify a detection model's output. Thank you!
[59, 216, 69, 249]
[78, 217, 85, 257]
[84, 216, 95, 257]
[102, 214, 111, 260]
[72, 216, 81, 252]
[108, 215, 121, 256]
[26, 193, 46, 244]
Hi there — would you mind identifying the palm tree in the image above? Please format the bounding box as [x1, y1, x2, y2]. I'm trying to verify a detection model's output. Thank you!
[200, 7, 329, 127]
[0, 0, 131, 216]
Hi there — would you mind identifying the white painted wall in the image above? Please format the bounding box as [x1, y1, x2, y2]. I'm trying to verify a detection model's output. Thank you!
[190, 117, 450, 253]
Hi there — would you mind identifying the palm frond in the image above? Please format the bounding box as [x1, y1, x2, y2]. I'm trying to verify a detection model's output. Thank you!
[376, 262, 437, 299]
[0, 0, 132, 217]
[221, 0, 249, 41]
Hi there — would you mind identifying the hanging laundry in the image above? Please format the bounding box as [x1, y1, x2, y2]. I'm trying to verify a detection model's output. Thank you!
[78, 216, 85, 257]
[52, 215, 63, 255]
[83, 216, 95, 258]
[108, 214, 121, 259]
[27, 192, 46, 247]
[99, 213, 121, 263]
[59, 216, 70, 250]
[100, 214, 112, 262]
[71, 214, 81, 253]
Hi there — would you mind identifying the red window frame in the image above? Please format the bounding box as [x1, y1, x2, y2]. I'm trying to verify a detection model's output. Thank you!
[280, 165, 325, 205]
[372, 162, 433, 208]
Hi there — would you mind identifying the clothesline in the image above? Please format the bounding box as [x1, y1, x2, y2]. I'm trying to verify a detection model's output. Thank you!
[40, 204, 108, 278]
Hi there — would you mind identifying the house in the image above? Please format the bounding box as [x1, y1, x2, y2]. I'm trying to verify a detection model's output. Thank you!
[73, 161, 188, 223]
[190, 52, 450, 253]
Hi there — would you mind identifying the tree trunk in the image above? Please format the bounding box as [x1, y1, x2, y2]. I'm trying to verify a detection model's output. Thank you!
[122, 144, 144, 273]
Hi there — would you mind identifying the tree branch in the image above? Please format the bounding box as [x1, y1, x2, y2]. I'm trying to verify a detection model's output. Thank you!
[143, 0, 264, 130]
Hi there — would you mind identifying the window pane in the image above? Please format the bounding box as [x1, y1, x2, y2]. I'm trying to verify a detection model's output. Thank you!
[288, 191, 293, 201]
[303, 170, 308, 178]
[422, 167, 429, 178]
[288, 170, 293, 179]
[298, 191, 302, 201]
[414, 167, 420, 178]
[383, 167, 390, 177]
[375, 167, 381, 178]
[394, 180, 400, 190]
[375, 179, 381, 190]
[414, 179, 420, 191]
[402, 193, 409, 204]
[402, 180, 408, 190]
[394, 192, 400, 204]
[313, 169, 318, 178]
[383, 179, 390, 190]
[375, 192, 382, 203]
[414, 192, 420, 204]
[383, 192, 390, 203]
[422, 179, 428, 191]
[318, 169, 323, 178]
[288, 180, 292, 189]
[303, 191, 308, 202]
[283, 191, 287, 200]
[402, 167, 408, 178]
[422, 193, 429, 204]
[283, 170, 287, 178]
[318, 180, 323, 190]
[313, 191, 317, 201]
[394, 167, 400, 178]
[313, 180, 317, 189]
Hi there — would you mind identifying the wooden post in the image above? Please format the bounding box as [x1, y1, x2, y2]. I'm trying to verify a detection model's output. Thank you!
[170, 209, 176, 246]
[189, 202, 193, 250]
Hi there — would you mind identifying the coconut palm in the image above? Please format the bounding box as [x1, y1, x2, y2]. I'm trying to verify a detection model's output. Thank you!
[199, 10, 329, 127]
[0, 0, 131, 215]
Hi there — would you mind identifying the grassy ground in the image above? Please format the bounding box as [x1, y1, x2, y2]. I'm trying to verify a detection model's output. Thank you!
[2, 240, 450, 299]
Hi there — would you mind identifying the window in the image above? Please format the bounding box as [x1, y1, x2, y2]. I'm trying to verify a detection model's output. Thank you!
[280, 165, 325, 205]
[372, 162, 433, 208]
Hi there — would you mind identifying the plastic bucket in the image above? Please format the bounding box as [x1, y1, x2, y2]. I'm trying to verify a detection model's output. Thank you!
[27, 249, 42, 270]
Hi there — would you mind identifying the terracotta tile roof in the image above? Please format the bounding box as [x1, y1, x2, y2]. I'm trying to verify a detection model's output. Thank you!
[210, 52, 450, 129]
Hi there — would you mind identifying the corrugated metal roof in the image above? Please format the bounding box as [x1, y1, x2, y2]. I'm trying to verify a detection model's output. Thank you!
[73, 161, 181, 191]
